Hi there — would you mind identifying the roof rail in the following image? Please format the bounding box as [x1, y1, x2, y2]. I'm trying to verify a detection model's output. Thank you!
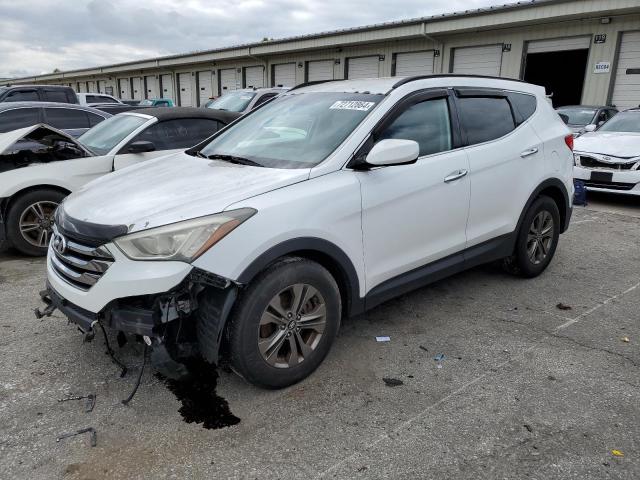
[392, 74, 528, 89]
[287, 79, 343, 92]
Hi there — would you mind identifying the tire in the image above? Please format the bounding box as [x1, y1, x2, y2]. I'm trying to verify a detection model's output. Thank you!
[5, 189, 66, 256]
[225, 257, 341, 389]
[506, 195, 560, 278]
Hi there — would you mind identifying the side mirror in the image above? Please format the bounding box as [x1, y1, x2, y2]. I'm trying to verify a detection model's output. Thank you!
[584, 124, 597, 133]
[365, 139, 419, 167]
[127, 140, 156, 153]
[558, 113, 569, 125]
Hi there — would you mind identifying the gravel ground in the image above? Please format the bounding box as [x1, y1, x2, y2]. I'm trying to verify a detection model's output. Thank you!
[0, 204, 639, 479]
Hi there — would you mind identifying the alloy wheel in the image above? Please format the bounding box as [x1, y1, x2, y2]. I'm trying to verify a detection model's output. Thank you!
[258, 283, 327, 369]
[526, 210, 554, 265]
[18, 201, 58, 248]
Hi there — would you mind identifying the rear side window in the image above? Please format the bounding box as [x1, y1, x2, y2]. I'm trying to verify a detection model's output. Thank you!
[458, 97, 515, 145]
[43, 89, 69, 103]
[44, 108, 90, 129]
[254, 93, 278, 108]
[0, 108, 40, 132]
[508, 92, 537, 125]
[87, 111, 106, 127]
[130, 118, 221, 150]
[378, 98, 452, 156]
[5, 89, 39, 102]
[87, 95, 118, 104]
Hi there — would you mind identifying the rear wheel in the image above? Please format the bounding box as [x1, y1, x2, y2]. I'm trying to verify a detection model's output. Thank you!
[6, 189, 66, 256]
[505, 195, 560, 278]
[226, 257, 341, 389]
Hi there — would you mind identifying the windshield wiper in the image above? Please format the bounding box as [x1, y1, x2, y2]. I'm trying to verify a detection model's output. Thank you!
[207, 154, 263, 167]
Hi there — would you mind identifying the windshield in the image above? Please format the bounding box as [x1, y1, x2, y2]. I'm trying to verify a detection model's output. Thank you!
[78, 114, 149, 155]
[138, 99, 153, 106]
[200, 92, 383, 168]
[556, 107, 596, 126]
[207, 91, 257, 112]
[598, 112, 640, 133]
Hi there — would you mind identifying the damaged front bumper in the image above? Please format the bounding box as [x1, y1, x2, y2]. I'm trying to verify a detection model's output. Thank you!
[42, 238, 240, 365]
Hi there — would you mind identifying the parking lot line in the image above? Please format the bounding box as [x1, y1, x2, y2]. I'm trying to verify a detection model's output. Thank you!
[316, 278, 640, 478]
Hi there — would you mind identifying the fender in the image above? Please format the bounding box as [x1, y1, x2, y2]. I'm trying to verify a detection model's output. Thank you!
[237, 237, 365, 316]
[516, 177, 571, 235]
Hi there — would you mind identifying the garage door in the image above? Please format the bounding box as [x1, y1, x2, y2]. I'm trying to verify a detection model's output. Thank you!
[145, 76, 158, 99]
[244, 66, 264, 88]
[527, 36, 591, 54]
[273, 63, 296, 87]
[97, 80, 105, 93]
[160, 74, 174, 101]
[452, 45, 503, 76]
[197, 71, 213, 106]
[347, 56, 380, 79]
[178, 73, 193, 106]
[611, 31, 640, 110]
[394, 51, 434, 76]
[307, 60, 334, 82]
[87, 81, 96, 92]
[77, 82, 87, 93]
[118, 79, 130, 99]
[131, 77, 143, 100]
[219, 68, 238, 93]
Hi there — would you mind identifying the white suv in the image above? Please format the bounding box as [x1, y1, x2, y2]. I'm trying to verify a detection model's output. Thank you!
[41, 76, 574, 388]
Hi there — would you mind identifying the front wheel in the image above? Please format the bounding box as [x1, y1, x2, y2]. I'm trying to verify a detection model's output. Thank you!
[5, 189, 66, 256]
[506, 195, 560, 278]
[225, 257, 341, 389]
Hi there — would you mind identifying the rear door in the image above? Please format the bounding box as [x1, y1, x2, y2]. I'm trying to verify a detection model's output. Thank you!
[357, 90, 470, 292]
[455, 89, 542, 246]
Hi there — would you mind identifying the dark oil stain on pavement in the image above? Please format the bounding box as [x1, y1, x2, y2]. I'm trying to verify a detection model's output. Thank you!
[157, 358, 240, 429]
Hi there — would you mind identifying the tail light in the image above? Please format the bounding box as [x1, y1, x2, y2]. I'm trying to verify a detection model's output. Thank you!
[564, 134, 574, 151]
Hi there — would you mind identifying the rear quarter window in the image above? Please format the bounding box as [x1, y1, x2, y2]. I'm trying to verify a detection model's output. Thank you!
[507, 92, 537, 125]
[457, 96, 516, 145]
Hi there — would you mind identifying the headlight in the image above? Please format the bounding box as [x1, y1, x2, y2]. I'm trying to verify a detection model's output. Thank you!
[114, 208, 256, 262]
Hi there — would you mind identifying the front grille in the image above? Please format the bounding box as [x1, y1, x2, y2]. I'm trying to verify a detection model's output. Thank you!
[50, 226, 114, 291]
[578, 155, 637, 170]
[585, 181, 637, 191]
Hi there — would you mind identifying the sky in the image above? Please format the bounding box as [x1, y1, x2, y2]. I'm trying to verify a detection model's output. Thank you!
[0, 0, 503, 78]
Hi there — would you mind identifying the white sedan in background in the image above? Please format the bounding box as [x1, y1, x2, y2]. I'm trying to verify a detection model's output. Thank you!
[0, 108, 239, 255]
[573, 109, 640, 196]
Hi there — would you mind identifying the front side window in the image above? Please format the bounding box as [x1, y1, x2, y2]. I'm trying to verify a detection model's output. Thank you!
[128, 118, 221, 151]
[44, 108, 90, 129]
[253, 93, 278, 108]
[378, 98, 452, 156]
[5, 89, 39, 102]
[458, 97, 515, 145]
[207, 91, 257, 112]
[0, 108, 40, 132]
[200, 92, 383, 168]
[43, 90, 69, 103]
[78, 114, 149, 155]
[598, 112, 640, 133]
[86, 95, 118, 104]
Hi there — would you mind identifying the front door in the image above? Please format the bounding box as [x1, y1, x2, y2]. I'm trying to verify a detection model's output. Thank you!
[357, 92, 470, 292]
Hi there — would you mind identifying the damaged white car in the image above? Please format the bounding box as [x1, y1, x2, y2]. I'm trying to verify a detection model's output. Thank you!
[574, 109, 640, 196]
[37, 76, 574, 389]
[0, 109, 239, 255]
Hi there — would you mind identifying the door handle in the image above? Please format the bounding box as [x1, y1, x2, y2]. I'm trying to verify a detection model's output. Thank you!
[520, 147, 539, 158]
[444, 169, 468, 183]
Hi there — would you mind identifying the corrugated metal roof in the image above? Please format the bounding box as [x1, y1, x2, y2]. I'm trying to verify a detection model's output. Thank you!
[1, 0, 629, 82]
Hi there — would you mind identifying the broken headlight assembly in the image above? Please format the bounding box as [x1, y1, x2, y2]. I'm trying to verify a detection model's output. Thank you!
[114, 208, 256, 262]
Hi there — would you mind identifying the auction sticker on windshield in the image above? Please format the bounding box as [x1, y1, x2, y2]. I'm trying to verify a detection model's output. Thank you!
[330, 101, 375, 111]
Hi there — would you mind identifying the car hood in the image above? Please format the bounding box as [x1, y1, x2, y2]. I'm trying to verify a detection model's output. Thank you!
[574, 132, 640, 158]
[61, 152, 310, 233]
[0, 123, 81, 154]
